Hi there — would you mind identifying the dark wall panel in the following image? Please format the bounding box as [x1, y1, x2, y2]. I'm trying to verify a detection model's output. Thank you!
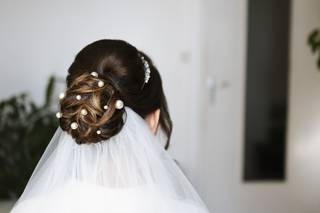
[244, 0, 291, 181]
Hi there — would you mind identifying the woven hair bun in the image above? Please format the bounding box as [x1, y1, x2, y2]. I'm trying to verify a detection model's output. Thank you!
[57, 72, 125, 144]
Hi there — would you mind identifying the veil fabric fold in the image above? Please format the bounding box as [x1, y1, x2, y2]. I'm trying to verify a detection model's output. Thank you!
[11, 107, 209, 213]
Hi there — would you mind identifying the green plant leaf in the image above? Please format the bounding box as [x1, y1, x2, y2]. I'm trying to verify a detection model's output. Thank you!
[308, 28, 320, 71]
[0, 76, 58, 199]
[44, 75, 55, 108]
[308, 29, 319, 52]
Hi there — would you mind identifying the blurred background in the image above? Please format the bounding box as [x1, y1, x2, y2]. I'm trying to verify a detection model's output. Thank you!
[0, 0, 320, 212]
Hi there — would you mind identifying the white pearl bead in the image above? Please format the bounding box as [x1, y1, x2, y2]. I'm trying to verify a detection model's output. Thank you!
[103, 105, 109, 110]
[76, 95, 82, 100]
[91, 72, 98, 77]
[56, 112, 62, 118]
[96, 130, 101, 135]
[59, 92, 65, 99]
[70, 122, 78, 130]
[80, 109, 88, 116]
[115, 100, 124, 109]
[98, 80, 104, 88]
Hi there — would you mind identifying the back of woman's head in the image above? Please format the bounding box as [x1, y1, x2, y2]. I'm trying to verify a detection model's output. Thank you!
[58, 39, 172, 149]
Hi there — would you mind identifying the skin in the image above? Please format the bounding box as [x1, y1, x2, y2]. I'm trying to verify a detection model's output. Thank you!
[144, 109, 160, 134]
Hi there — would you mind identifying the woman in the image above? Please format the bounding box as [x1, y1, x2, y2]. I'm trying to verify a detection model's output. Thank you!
[11, 39, 209, 213]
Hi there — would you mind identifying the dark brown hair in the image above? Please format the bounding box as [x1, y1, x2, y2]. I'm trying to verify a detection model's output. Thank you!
[58, 39, 172, 149]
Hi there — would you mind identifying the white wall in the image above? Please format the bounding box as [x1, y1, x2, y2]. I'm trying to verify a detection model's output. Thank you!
[0, 0, 199, 124]
[189, 0, 320, 213]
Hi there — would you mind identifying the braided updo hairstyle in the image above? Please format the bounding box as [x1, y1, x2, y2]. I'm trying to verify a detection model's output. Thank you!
[58, 39, 172, 149]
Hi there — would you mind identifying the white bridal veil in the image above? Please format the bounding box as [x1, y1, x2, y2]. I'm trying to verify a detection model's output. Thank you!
[11, 107, 209, 213]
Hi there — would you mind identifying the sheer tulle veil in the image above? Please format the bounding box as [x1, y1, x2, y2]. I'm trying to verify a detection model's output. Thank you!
[11, 107, 209, 213]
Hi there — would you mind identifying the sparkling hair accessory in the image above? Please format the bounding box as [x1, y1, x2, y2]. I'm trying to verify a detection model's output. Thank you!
[140, 55, 151, 84]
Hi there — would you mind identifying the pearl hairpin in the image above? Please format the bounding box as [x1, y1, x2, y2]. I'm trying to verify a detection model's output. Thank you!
[58, 71, 126, 136]
[59, 92, 65, 100]
[115, 100, 124, 109]
[80, 109, 88, 116]
[56, 112, 62, 118]
[98, 80, 104, 88]
[91, 72, 98, 77]
[70, 122, 78, 130]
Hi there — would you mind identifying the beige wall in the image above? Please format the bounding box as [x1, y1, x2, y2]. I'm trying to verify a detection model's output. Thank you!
[287, 0, 320, 210]
[0, 201, 14, 213]
[190, 0, 320, 212]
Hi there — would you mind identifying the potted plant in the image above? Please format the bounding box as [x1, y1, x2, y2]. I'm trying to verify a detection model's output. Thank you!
[0, 76, 58, 203]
